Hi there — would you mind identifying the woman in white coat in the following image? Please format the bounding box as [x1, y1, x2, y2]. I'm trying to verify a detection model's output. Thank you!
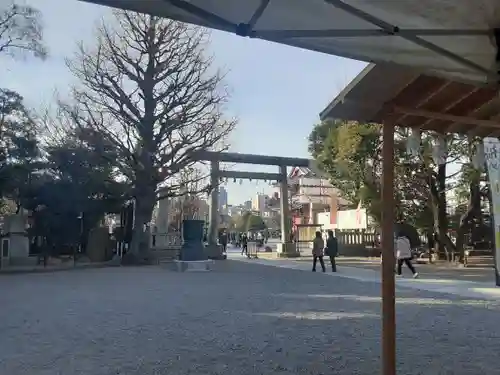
[395, 232, 418, 278]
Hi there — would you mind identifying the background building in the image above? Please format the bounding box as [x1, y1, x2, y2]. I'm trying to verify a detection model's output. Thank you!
[252, 193, 269, 213]
[218, 186, 228, 214]
[243, 200, 252, 210]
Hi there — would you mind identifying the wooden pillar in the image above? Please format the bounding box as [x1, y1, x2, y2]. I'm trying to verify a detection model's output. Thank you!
[381, 121, 396, 375]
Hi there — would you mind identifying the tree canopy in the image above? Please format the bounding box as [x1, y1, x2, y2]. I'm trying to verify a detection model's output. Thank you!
[309, 118, 488, 260]
[232, 212, 267, 232]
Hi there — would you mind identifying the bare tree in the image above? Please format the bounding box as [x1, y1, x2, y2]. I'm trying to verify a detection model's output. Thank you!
[0, 2, 47, 59]
[65, 11, 236, 258]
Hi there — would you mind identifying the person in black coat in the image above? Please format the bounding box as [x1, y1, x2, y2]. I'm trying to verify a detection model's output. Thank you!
[324, 230, 338, 272]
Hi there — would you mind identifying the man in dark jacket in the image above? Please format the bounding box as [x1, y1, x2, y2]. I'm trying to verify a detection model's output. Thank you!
[241, 233, 248, 256]
[325, 230, 338, 272]
[219, 230, 228, 253]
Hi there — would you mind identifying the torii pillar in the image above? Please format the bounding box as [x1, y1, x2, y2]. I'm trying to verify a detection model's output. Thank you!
[205, 160, 224, 259]
[276, 165, 300, 257]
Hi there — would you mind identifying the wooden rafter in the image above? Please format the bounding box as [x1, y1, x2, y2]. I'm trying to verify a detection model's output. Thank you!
[390, 106, 500, 130]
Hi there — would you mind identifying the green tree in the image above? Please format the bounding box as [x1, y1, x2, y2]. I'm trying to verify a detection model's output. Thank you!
[21, 127, 130, 254]
[0, 89, 42, 210]
[245, 214, 267, 232]
[234, 212, 267, 232]
[309, 120, 435, 229]
[309, 119, 472, 260]
[309, 119, 383, 221]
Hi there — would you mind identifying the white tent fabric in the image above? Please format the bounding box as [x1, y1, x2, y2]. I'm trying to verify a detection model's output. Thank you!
[82, 0, 500, 85]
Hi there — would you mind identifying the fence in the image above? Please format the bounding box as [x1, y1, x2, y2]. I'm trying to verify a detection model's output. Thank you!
[148, 232, 183, 261]
[294, 231, 428, 257]
[246, 241, 259, 259]
[334, 231, 428, 257]
[150, 232, 182, 249]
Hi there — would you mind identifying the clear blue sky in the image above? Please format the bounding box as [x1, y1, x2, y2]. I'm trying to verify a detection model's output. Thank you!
[0, 0, 366, 205]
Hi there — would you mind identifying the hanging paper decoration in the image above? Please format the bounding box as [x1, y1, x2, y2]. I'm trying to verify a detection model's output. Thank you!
[472, 142, 485, 170]
[432, 134, 447, 165]
[406, 128, 421, 159]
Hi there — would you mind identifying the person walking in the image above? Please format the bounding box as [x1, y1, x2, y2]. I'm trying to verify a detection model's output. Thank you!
[395, 231, 419, 278]
[241, 233, 248, 257]
[236, 232, 242, 248]
[312, 231, 326, 272]
[220, 230, 228, 253]
[325, 230, 338, 272]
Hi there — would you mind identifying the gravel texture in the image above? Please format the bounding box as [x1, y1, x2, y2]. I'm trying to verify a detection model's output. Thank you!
[1, 260, 500, 375]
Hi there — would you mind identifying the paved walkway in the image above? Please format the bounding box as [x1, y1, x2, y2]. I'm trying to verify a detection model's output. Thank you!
[2, 261, 500, 374]
[228, 252, 500, 301]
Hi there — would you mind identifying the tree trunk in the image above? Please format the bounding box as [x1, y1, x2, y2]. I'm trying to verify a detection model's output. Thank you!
[429, 165, 452, 260]
[124, 185, 156, 265]
[455, 208, 475, 264]
[437, 164, 449, 259]
[455, 172, 481, 262]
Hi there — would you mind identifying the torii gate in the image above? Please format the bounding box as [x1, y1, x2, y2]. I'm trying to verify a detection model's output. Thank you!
[78, 2, 500, 374]
[196, 151, 323, 258]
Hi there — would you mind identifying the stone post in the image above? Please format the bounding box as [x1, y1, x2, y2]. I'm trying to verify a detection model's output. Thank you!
[277, 165, 299, 257]
[3, 214, 31, 266]
[155, 195, 170, 248]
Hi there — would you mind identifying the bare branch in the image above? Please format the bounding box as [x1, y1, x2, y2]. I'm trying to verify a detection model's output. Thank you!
[0, 2, 47, 59]
[64, 10, 236, 254]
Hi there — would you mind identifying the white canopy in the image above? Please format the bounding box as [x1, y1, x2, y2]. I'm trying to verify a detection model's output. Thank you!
[82, 0, 500, 85]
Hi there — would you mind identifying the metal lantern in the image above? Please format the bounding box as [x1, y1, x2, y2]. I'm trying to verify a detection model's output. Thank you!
[472, 142, 485, 170]
[406, 128, 421, 159]
[432, 134, 447, 166]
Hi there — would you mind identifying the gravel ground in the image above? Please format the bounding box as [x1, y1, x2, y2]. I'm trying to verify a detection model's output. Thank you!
[1, 260, 500, 375]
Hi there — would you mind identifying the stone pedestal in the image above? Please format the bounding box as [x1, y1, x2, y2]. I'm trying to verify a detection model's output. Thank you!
[3, 214, 30, 266]
[0, 238, 9, 268]
[172, 259, 213, 272]
[87, 227, 113, 262]
[205, 243, 226, 260]
[180, 220, 207, 261]
[276, 242, 300, 258]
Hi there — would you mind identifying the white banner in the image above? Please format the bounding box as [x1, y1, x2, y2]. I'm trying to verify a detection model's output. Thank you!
[483, 137, 500, 276]
[316, 209, 367, 230]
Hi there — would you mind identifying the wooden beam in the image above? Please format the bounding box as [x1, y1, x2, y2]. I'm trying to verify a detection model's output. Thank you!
[468, 112, 500, 137]
[391, 106, 500, 129]
[400, 86, 477, 132]
[394, 80, 451, 128]
[444, 89, 498, 133]
[217, 170, 283, 181]
[196, 150, 311, 167]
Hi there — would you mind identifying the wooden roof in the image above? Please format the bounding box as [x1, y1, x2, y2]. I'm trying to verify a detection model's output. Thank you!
[320, 64, 500, 137]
